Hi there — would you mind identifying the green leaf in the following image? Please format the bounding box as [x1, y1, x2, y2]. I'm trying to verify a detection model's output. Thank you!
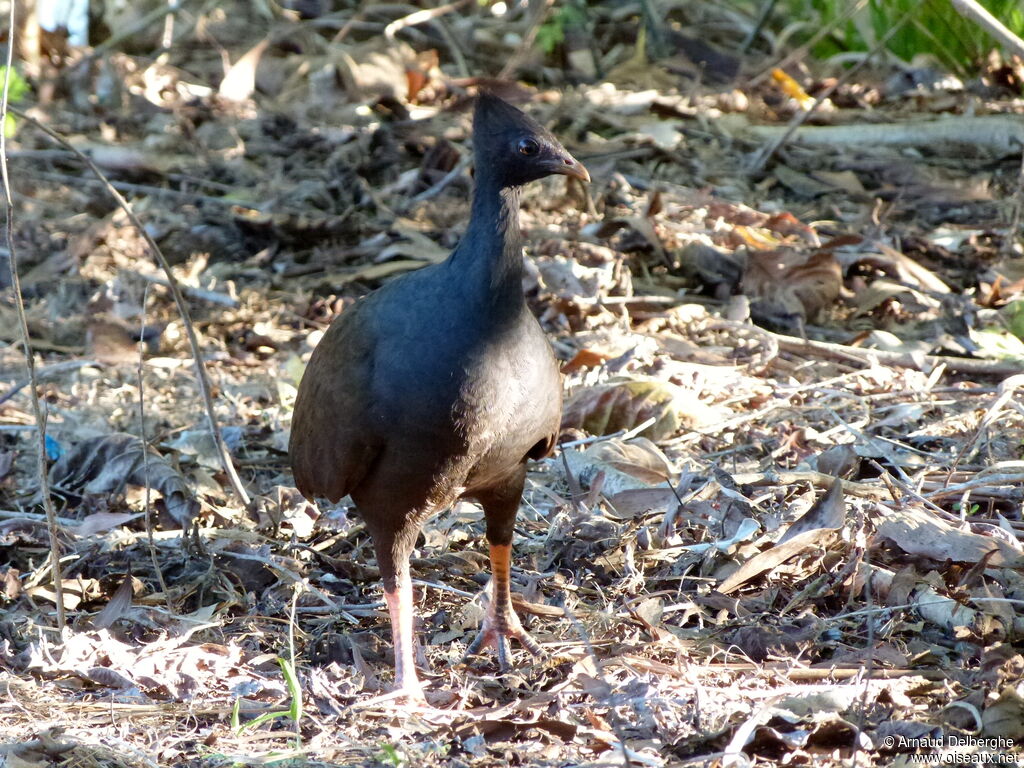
[1001, 299, 1024, 339]
[377, 744, 405, 767]
[971, 326, 1024, 361]
[232, 657, 303, 735]
[0, 65, 29, 103]
[278, 656, 303, 722]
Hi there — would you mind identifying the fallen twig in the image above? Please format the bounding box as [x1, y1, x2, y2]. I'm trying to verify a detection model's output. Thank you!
[29, 169, 266, 210]
[384, 0, 471, 40]
[134, 271, 239, 308]
[767, 327, 1024, 378]
[0, 359, 101, 406]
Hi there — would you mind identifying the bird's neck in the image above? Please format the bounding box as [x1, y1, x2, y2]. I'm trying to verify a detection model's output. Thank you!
[451, 182, 526, 312]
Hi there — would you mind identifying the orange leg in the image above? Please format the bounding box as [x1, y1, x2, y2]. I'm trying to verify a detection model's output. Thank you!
[465, 543, 544, 670]
[383, 568, 425, 702]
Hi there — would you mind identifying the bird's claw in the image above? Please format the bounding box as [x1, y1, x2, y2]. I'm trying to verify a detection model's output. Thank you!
[463, 613, 546, 672]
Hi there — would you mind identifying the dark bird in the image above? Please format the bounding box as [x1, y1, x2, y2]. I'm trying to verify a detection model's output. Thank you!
[289, 93, 589, 701]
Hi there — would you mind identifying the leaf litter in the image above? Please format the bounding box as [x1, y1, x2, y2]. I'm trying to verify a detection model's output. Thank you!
[2, 2, 1024, 766]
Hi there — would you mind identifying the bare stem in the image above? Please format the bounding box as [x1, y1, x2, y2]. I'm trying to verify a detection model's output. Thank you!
[0, 2, 66, 629]
[11, 106, 252, 510]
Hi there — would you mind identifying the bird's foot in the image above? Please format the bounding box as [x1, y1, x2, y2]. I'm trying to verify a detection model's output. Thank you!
[395, 681, 427, 705]
[463, 606, 545, 672]
[351, 689, 429, 713]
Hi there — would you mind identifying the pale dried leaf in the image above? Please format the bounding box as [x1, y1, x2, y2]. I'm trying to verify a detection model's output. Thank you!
[91, 575, 136, 630]
[219, 38, 270, 102]
[778, 479, 845, 544]
[876, 507, 1023, 567]
[718, 528, 836, 595]
[562, 377, 712, 440]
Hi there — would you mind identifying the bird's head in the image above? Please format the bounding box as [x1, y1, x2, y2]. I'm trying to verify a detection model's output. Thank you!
[472, 92, 590, 189]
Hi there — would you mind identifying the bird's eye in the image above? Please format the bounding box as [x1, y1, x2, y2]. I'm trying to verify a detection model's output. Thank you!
[518, 138, 540, 156]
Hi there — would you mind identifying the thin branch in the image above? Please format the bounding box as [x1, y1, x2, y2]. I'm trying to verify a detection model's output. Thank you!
[749, 5, 916, 172]
[12, 106, 252, 510]
[0, 359, 101, 406]
[383, 0, 471, 40]
[137, 283, 169, 604]
[499, 0, 556, 81]
[949, 0, 1024, 59]
[0, 4, 66, 629]
[406, 155, 471, 206]
[28, 168, 267, 209]
[763, 325, 1024, 378]
[748, 0, 869, 87]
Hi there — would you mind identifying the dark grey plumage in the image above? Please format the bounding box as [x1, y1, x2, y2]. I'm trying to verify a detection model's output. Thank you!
[289, 93, 589, 700]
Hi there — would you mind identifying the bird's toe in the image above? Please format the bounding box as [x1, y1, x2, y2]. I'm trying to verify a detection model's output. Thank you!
[463, 615, 546, 671]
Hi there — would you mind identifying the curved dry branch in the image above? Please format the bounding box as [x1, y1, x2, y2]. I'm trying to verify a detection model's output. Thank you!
[11, 106, 252, 511]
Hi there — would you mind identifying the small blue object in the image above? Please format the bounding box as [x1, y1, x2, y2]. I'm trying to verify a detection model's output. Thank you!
[220, 426, 243, 452]
[44, 434, 63, 460]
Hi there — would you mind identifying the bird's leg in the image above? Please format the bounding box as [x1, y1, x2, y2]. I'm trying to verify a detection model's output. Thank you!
[373, 527, 426, 704]
[465, 541, 545, 671]
[465, 470, 546, 671]
[383, 563, 424, 702]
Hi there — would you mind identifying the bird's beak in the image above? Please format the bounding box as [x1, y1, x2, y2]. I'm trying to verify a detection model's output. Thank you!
[552, 154, 591, 183]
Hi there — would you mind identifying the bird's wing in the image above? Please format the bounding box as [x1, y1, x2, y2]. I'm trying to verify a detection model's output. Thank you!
[289, 298, 383, 503]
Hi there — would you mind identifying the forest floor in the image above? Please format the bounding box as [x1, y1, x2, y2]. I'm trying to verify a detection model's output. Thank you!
[2, 2, 1024, 766]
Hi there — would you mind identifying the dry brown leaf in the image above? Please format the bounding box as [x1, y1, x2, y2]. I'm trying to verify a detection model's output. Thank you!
[876, 507, 1024, 567]
[91, 575, 137, 630]
[850, 278, 941, 316]
[718, 527, 836, 595]
[561, 348, 613, 374]
[872, 242, 951, 294]
[26, 576, 104, 610]
[982, 686, 1024, 739]
[76, 511, 142, 536]
[586, 438, 673, 484]
[872, 564, 979, 632]
[321, 260, 426, 287]
[47, 433, 196, 526]
[3, 567, 20, 600]
[383, 222, 451, 263]
[812, 170, 865, 194]
[561, 440, 664, 497]
[607, 487, 678, 518]
[773, 165, 838, 197]
[561, 377, 711, 440]
[741, 248, 842, 322]
[0, 728, 75, 768]
[778, 479, 845, 544]
[813, 445, 859, 478]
